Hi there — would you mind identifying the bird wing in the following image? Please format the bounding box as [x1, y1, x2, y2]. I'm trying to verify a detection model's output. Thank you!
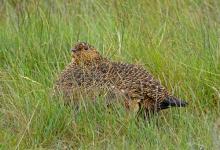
[107, 62, 168, 103]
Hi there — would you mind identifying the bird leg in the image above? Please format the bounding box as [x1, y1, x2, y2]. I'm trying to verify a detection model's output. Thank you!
[124, 99, 142, 120]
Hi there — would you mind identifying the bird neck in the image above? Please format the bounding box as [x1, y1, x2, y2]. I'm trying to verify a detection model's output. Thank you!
[73, 54, 108, 67]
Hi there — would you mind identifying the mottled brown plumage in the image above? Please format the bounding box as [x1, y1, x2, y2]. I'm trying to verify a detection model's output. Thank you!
[55, 42, 187, 114]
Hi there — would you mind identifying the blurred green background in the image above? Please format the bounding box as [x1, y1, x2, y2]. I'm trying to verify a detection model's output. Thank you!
[0, 0, 220, 149]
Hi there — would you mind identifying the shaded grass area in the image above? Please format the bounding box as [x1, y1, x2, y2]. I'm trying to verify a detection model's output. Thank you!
[0, 0, 220, 149]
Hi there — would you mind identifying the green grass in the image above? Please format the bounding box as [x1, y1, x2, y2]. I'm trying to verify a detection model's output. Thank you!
[1, 0, 220, 149]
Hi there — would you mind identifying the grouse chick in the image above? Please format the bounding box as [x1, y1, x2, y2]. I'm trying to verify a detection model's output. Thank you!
[55, 42, 188, 114]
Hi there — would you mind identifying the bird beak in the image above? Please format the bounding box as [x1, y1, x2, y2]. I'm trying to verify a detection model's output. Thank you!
[71, 48, 77, 52]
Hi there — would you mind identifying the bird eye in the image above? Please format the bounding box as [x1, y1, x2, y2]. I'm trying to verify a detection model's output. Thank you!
[84, 46, 88, 50]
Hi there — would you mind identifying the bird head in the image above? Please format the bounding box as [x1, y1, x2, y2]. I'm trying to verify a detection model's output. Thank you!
[71, 42, 101, 64]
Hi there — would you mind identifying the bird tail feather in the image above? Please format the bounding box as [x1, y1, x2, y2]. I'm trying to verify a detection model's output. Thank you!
[159, 96, 188, 110]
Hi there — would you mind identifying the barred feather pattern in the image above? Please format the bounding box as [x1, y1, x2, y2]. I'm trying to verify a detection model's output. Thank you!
[55, 42, 187, 113]
[55, 57, 170, 112]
